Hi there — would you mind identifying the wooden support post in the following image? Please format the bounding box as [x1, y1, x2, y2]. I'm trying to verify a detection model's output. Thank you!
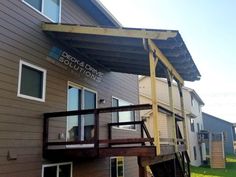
[177, 82, 188, 150]
[173, 157, 177, 177]
[43, 115, 49, 152]
[148, 39, 160, 155]
[181, 152, 185, 173]
[138, 157, 147, 177]
[108, 124, 112, 148]
[94, 110, 100, 156]
[166, 70, 177, 152]
[43, 115, 49, 159]
[141, 121, 145, 146]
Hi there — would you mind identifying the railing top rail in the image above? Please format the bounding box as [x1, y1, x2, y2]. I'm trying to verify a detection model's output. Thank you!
[44, 104, 151, 118]
[44, 103, 184, 120]
[108, 121, 143, 126]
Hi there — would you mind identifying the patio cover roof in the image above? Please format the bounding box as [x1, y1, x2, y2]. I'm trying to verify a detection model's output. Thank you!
[42, 23, 201, 83]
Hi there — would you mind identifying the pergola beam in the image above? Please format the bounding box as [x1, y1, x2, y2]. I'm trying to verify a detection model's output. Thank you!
[148, 39, 184, 85]
[42, 23, 177, 40]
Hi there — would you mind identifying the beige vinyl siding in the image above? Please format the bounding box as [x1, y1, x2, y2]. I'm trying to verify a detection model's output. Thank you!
[139, 76, 206, 166]
[140, 95, 171, 140]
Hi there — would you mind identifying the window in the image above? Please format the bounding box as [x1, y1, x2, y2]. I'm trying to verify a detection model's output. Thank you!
[42, 162, 72, 177]
[190, 118, 195, 132]
[18, 60, 46, 102]
[193, 146, 197, 160]
[110, 157, 124, 177]
[112, 97, 135, 129]
[23, 0, 61, 22]
[67, 83, 97, 141]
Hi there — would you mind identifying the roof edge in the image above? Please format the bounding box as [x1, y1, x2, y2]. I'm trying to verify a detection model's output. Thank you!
[92, 0, 122, 27]
[189, 89, 205, 105]
[203, 112, 233, 125]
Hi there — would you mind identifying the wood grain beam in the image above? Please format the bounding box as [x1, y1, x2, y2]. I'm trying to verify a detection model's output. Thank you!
[148, 39, 184, 84]
[42, 23, 177, 40]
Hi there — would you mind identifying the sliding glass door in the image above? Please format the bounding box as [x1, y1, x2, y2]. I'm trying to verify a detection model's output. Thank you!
[67, 83, 96, 142]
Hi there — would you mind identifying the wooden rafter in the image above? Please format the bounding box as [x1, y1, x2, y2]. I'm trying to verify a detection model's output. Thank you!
[42, 23, 177, 40]
[42, 23, 184, 84]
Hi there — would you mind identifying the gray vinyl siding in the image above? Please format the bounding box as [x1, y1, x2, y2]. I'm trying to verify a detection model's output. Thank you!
[0, 0, 139, 177]
[61, 0, 98, 24]
[73, 157, 138, 177]
[203, 113, 234, 154]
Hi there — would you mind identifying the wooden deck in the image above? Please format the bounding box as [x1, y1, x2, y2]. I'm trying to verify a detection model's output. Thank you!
[43, 104, 187, 160]
[44, 143, 186, 160]
[44, 146, 156, 160]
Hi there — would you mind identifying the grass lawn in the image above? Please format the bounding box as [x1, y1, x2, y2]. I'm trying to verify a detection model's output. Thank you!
[191, 155, 236, 177]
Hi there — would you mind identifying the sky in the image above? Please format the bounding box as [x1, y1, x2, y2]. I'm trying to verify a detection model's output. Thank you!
[100, 0, 236, 123]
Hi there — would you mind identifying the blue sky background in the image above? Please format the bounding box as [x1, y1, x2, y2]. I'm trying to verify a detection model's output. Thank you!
[100, 0, 236, 123]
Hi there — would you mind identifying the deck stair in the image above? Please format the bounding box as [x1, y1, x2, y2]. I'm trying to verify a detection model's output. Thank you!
[143, 124, 190, 177]
[210, 133, 225, 168]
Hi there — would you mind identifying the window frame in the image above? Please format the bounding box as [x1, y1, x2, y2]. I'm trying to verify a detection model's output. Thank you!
[22, 0, 61, 23]
[42, 162, 73, 177]
[67, 81, 98, 110]
[110, 157, 124, 177]
[17, 60, 47, 102]
[112, 96, 136, 131]
[67, 81, 97, 142]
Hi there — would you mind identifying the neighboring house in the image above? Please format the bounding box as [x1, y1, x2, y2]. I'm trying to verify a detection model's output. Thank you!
[139, 78, 206, 166]
[233, 124, 236, 153]
[0, 1, 201, 177]
[203, 113, 235, 154]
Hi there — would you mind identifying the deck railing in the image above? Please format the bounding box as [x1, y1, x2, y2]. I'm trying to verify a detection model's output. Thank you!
[43, 103, 186, 156]
[43, 104, 152, 150]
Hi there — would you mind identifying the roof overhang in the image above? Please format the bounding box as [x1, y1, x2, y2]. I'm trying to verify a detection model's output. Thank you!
[190, 90, 205, 105]
[75, 0, 121, 27]
[42, 23, 201, 83]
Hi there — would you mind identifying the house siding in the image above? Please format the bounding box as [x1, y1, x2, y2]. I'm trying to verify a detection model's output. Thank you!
[0, 1, 139, 177]
[139, 77, 206, 166]
[203, 113, 235, 154]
